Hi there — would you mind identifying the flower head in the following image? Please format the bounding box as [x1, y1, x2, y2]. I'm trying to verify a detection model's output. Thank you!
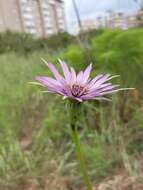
[35, 60, 127, 102]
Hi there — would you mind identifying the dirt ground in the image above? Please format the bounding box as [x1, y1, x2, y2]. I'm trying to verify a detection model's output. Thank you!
[1, 174, 143, 190]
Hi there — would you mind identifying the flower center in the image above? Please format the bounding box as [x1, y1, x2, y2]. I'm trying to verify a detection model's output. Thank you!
[71, 84, 86, 97]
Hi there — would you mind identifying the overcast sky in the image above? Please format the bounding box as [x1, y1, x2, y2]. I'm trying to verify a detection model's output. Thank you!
[64, 0, 141, 33]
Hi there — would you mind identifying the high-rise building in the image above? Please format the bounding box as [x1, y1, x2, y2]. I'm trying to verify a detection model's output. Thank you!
[0, 0, 66, 37]
[104, 12, 139, 30]
[136, 9, 143, 27]
[75, 20, 96, 34]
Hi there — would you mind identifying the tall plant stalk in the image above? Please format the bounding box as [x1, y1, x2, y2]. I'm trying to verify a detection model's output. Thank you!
[70, 101, 93, 190]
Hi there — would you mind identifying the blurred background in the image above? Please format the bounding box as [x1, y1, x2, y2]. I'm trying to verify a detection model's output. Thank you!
[0, 0, 143, 189]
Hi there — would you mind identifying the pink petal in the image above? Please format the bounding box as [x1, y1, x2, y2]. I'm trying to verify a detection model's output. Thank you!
[99, 88, 127, 95]
[88, 74, 104, 87]
[59, 60, 71, 82]
[91, 74, 111, 89]
[36, 77, 68, 96]
[70, 67, 77, 83]
[97, 85, 118, 93]
[80, 92, 100, 100]
[82, 64, 92, 83]
[81, 95, 111, 101]
[77, 71, 84, 83]
[36, 76, 64, 93]
[90, 84, 117, 93]
[47, 63, 64, 82]
[73, 97, 83, 102]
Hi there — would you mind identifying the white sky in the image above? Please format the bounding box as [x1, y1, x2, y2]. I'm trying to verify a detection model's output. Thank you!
[64, 0, 140, 33]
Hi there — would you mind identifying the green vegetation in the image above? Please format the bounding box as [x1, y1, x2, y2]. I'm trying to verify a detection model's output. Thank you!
[0, 31, 75, 55]
[0, 29, 143, 189]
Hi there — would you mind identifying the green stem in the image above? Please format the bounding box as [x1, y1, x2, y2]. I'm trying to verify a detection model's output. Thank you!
[70, 101, 93, 190]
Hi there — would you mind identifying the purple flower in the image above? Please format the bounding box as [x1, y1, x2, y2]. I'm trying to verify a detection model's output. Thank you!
[35, 60, 127, 102]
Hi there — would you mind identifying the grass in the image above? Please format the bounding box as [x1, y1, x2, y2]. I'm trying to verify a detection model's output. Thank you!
[0, 29, 143, 189]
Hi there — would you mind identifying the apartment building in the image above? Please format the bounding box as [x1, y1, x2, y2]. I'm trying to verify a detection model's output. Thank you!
[136, 9, 143, 27]
[101, 11, 142, 30]
[0, 0, 66, 37]
[75, 20, 96, 34]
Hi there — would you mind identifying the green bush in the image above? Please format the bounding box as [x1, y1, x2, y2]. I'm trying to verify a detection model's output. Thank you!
[0, 31, 36, 55]
[0, 31, 76, 55]
[36, 32, 76, 51]
[60, 45, 86, 71]
[91, 29, 143, 90]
